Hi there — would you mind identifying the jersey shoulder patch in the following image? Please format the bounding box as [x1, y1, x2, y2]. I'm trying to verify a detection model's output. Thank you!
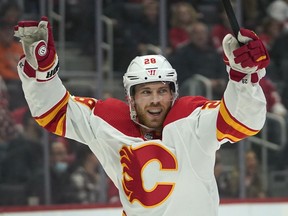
[93, 98, 141, 137]
[164, 96, 208, 126]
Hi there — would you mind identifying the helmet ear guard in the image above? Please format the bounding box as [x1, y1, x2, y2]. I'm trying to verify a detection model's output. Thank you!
[123, 54, 179, 124]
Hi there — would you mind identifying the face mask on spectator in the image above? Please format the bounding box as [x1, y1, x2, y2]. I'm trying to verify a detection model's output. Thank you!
[54, 161, 68, 173]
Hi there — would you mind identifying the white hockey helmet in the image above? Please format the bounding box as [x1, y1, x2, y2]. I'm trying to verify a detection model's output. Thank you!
[123, 54, 178, 122]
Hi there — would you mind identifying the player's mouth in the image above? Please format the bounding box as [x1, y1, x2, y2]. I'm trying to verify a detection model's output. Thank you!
[147, 109, 162, 116]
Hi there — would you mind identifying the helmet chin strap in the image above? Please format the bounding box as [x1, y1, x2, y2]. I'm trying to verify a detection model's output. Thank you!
[135, 119, 155, 132]
[130, 109, 155, 131]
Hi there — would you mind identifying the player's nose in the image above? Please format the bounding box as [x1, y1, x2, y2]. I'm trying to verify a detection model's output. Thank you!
[150, 93, 161, 104]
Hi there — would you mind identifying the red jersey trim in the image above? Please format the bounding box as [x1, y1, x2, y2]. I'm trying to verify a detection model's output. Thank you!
[216, 99, 259, 142]
[93, 96, 207, 138]
[164, 96, 208, 126]
[93, 98, 141, 137]
[34, 91, 69, 136]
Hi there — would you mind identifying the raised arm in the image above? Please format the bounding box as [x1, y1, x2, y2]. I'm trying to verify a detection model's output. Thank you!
[14, 17, 96, 144]
[195, 29, 269, 154]
[217, 28, 269, 144]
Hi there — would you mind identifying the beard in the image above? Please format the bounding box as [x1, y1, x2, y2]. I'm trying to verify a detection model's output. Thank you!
[135, 103, 171, 130]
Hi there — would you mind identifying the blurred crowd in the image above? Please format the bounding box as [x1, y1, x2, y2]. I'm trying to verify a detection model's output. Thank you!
[1, 0, 288, 207]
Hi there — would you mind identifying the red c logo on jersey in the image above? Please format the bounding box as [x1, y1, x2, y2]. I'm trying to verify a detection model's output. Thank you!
[120, 143, 178, 207]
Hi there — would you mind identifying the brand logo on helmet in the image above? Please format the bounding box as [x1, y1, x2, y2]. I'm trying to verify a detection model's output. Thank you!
[38, 45, 47, 56]
[147, 69, 157, 76]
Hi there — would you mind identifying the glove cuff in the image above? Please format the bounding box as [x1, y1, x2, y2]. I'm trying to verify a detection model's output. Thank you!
[228, 66, 266, 84]
[20, 55, 59, 81]
[229, 68, 246, 82]
[36, 54, 59, 81]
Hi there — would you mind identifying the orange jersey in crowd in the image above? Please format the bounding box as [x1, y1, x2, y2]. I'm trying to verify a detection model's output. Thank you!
[0, 41, 23, 80]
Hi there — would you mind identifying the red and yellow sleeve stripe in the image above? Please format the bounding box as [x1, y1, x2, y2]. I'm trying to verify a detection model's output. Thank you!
[34, 91, 70, 136]
[217, 99, 259, 142]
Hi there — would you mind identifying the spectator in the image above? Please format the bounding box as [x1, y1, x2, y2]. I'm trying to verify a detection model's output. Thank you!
[0, 2, 22, 25]
[168, 21, 227, 99]
[192, 0, 219, 26]
[211, 3, 233, 54]
[242, 0, 261, 29]
[51, 140, 74, 204]
[133, 0, 164, 55]
[259, 77, 287, 157]
[266, 0, 288, 31]
[169, 2, 199, 50]
[0, 108, 42, 205]
[0, 9, 25, 110]
[0, 76, 9, 112]
[260, 78, 287, 116]
[0, 19, 23, 81]
[26, 138, 75, 205]
[258, 17, 283, 51]
[1, 108, 43, 185]
[269, 30, 288, 107]
[0, 77, 18, 179]
[266, 0, 288, 81]
[0, 75, 18, 160]
[69, 145, 103, 204]
[103, 0, 141, 72]
[230, 150, 266, 198]
[74, 0, 96, 55]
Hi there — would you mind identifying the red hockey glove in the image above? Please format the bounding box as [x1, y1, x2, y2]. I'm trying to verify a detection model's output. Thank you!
[14, 16, 59, 81]
[222, 28, 270, 84]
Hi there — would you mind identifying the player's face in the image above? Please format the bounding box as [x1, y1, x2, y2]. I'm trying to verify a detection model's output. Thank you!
[132, 82, 173, 130]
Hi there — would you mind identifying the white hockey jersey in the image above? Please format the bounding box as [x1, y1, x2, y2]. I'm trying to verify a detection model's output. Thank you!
[18, 58, 266, 216]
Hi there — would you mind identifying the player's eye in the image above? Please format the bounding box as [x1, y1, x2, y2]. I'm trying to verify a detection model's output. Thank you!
[158, 88, 169, 94]
[141, 89, 151, 95]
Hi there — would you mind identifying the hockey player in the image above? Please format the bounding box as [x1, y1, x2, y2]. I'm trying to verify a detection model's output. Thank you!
[14, 17, 269, 215]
